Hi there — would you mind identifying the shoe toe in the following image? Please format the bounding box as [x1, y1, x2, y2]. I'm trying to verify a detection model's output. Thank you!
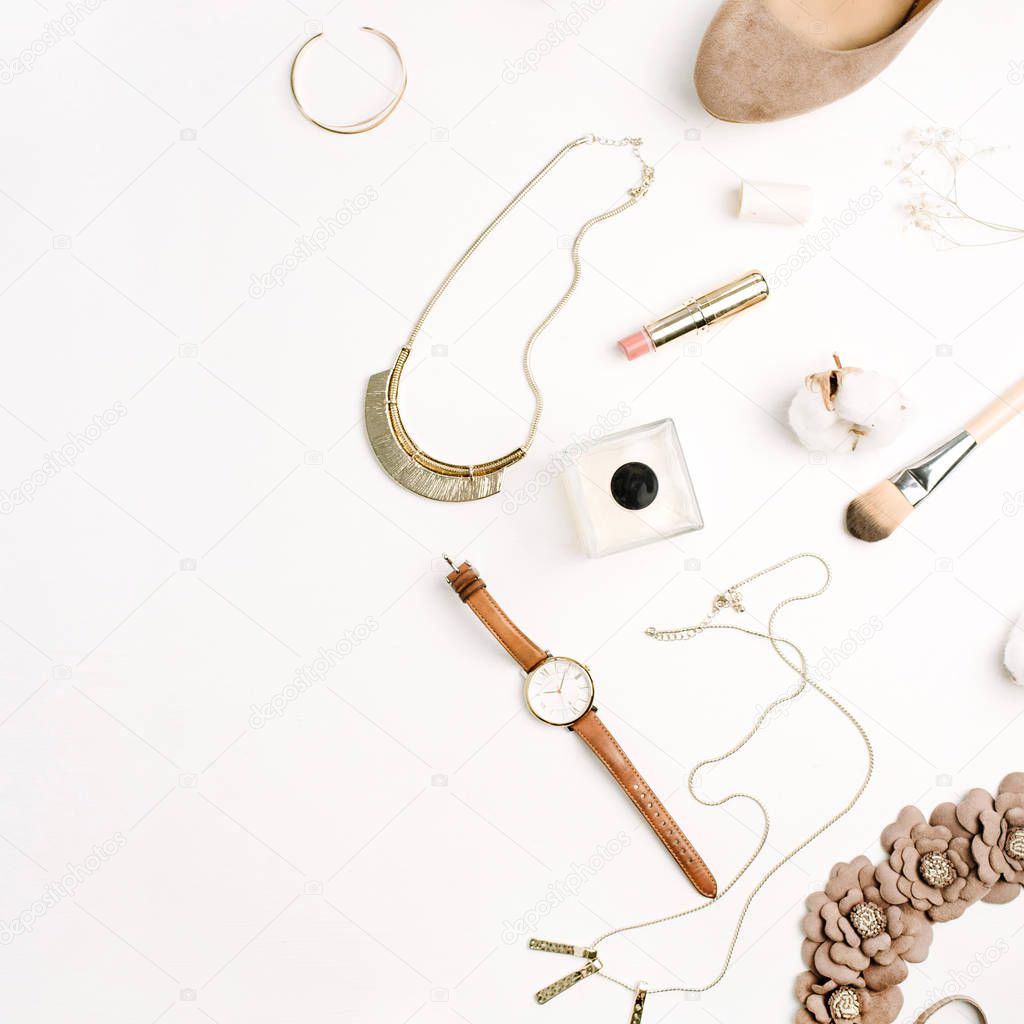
[694, 1, 816, 123]
[693, 0, 934, 124]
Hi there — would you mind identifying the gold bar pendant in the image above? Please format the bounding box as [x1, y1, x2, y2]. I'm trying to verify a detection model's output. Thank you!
[534, 959, 602, 1004]
[528, 938, 597, 959]
[630, 983, 648, 1024]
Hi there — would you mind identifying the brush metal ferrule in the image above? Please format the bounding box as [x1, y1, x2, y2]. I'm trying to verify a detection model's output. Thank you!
[889, 430, 977, 507]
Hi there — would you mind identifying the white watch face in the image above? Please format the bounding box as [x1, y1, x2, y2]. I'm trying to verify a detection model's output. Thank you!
[524, 657, 595, 726]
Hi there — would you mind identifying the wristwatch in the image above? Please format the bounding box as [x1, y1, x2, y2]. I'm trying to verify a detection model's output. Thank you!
[444, 558, 717, 898]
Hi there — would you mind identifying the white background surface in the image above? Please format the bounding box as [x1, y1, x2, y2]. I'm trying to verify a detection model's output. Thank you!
[2, 1, 1024, 1022]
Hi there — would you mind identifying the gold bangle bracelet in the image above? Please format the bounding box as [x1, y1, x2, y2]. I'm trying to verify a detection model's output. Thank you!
[289, 27, 407, 135]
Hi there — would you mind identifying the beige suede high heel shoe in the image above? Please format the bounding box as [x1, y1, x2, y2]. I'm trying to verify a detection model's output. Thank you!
[694, 0, 942, 123]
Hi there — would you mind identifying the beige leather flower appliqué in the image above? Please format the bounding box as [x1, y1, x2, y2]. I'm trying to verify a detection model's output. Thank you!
[795, 972, 902, 1024]
[876, 806, 988, 922]
[930, 773, 1024, 904]
[801, 855, 932, 991]
[794, 779, 1024, 1024]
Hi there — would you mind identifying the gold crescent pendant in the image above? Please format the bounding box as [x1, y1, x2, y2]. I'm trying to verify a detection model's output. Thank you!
[364, 350, 525, 502]
[361, 135, 655, 502]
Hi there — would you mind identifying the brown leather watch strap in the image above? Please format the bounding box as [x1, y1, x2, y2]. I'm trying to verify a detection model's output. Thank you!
[445, 561, 547, 672]
[445, 558, 716, 896]
[572, 708, 717, 898]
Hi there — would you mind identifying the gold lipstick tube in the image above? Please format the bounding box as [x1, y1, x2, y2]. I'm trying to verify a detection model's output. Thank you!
[618, 271, 769, 359]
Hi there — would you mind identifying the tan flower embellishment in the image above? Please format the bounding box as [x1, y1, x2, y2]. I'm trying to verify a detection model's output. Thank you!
[795, 782, 1024, 1024]
[802, 855, 932, 991]
[930, 773, 1024, 904]
[876, 806, 988, 922]
[795, 971, 902, 1024]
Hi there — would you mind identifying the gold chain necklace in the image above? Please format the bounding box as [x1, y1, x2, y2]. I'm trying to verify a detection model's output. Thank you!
[364, 134, 654, 502]
[529, 554, 874, 1017]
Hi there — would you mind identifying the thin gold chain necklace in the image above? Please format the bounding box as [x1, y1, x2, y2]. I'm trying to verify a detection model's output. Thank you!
[530, 554, 874, 1016]
[364, 134, 654, 502]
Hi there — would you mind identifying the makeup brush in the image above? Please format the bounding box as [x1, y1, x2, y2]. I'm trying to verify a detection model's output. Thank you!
[846, 377, 1024, 542]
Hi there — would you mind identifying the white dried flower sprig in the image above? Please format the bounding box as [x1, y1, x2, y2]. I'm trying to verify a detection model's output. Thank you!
[788, 354, 908, 454]
[889, 126, 1024, 249]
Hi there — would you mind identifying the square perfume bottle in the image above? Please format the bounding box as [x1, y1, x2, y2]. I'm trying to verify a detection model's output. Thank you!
[564, 418, 703, 557]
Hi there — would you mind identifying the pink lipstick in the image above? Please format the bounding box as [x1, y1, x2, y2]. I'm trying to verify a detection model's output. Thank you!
[617, 271, 769, 360]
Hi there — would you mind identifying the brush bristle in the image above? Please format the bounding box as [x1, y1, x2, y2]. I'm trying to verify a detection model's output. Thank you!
[846, 480, 913, 542]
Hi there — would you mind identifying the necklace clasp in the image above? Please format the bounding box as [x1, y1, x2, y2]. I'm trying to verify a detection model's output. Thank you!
[713, 589, 744, 614]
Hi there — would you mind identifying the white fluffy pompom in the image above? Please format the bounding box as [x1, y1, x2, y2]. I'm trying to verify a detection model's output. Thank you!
[1005, 611, 1024, 686]
[788, 354, 908, 454]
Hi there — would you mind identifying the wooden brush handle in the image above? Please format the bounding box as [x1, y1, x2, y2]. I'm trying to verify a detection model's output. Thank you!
[965, 377, 1024, 443]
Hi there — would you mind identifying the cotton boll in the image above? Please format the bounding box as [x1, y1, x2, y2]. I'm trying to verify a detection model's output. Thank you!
[833, 371, 908, 450]
[788, 385, 860, 452]
[788, 355, 908, 454]
[1005, 611, 1024, 686]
